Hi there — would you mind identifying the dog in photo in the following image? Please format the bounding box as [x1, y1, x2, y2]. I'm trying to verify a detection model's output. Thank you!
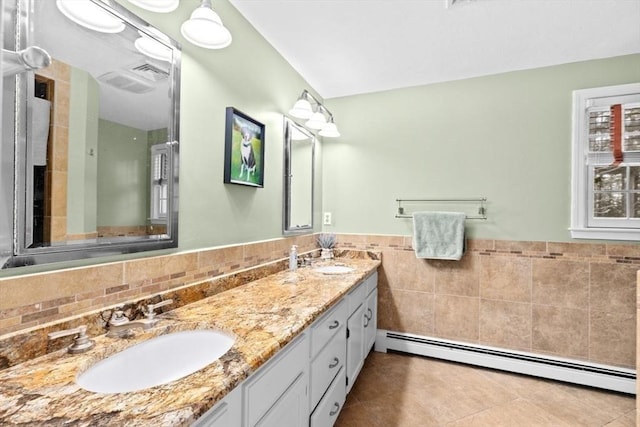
[239, 126, 257, 180]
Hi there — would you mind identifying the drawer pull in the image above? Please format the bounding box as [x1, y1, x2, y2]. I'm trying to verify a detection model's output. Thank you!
[364, 317, 369, 328]
[328, 320, 340, 330]
[366, 308, 372, 320]
[328, 357, 340, 369]
[329, 402, 341, 417]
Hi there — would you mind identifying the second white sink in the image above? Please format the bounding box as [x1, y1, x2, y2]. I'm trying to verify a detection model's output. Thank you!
[314, 265, 355, 274]
[77, 329, 235, 393]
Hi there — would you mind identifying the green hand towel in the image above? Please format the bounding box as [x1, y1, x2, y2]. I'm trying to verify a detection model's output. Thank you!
[412, 211, 466, 260]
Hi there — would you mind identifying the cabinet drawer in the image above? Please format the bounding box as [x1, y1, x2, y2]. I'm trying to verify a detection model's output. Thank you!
[244, 333, 309, 427]
[311, 299, 347, 357]
[310, 324, 346, 409]
[347, 281, 366, 314]
[310, 366, 346, 427]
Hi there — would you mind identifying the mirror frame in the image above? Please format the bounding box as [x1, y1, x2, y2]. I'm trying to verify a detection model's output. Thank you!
[2, 0, 181, 268]
[282, 117, 315, 235]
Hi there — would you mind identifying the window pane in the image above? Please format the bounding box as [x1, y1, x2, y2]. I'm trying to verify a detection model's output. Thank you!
[625, 107, 640, 132]
[624, 107, 640, 151]
[629, 166, 640, 190]
[588, 110, 611, 152]
[594, 166, 626, 191]
[632, 193, 640, 218]
[594, 192, 626, 218]
[594, 192, 627, 218]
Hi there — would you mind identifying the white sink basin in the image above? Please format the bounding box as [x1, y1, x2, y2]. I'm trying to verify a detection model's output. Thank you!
[314, 265, 355, 274]
[77, 329, 235, 393]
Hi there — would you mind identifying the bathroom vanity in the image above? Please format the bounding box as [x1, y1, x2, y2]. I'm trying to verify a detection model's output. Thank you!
[0, 257, 379, 426]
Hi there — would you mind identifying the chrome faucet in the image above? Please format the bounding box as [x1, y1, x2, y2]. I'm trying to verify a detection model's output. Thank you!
[107, 299, 173, 338]
[48, 325, 95, 354]
[107, 308, 148, 338]
[143, 299, 174, 323]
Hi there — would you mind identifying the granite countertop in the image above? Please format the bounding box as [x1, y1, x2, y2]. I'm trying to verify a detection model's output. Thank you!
[0, 258, 380, 426]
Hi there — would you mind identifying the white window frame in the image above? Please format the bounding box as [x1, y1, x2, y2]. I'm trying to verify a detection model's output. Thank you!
[150, 143, 169, 224]
[570, 83, 640, 240]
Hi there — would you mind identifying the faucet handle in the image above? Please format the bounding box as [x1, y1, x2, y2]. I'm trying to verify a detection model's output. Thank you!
[144, 299, 174, 320]
[48, 325, 95, 354]
[109, 308, 129, 326]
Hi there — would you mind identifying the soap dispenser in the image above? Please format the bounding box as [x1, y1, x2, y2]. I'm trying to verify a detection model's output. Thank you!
[289, 245, 298, 271]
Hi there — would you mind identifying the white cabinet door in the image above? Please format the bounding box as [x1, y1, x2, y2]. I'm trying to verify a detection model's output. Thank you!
[255, 372, 308, 427]
[346, 303, 365, 394]
[192, 386, 241, 427]
[244, 334, 309, 427]
[364, 288, 377, 354]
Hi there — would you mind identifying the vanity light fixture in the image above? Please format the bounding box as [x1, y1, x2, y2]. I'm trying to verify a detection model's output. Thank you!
[289, 90, 340, 138]
[181, 0, 232, 49]
[134, 31, 173, 62]
[127, 0, 180, 13]
[305, 108, 328, 130]
[56, 0, 125, 33]
[319, 118, 341, 138]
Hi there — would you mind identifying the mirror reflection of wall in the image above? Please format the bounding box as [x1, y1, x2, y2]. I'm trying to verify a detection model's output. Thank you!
[283, 118, 315, 234]
[1, 0, 180, 267]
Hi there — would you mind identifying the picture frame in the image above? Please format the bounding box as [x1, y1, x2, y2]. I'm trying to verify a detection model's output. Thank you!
[223, 107, 265, 187]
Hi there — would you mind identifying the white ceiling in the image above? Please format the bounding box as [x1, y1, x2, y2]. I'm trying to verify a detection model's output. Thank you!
[229, 0, 640, 99]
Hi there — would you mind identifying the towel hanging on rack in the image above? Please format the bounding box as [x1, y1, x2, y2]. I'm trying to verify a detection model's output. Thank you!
[412, 211, 466, 260]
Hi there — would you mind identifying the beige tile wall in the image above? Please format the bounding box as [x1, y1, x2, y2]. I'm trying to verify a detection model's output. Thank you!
[36, 59, 70, 243]
[337, 234, 638, 369]
[0, 235, 315, 337]
[1, 232, 636, 372]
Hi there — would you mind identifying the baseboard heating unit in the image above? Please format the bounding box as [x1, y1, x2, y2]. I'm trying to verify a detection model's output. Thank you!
[375, 330, 636, 394]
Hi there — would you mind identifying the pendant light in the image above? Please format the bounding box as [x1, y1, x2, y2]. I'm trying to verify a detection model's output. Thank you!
[134, 31, 173, 62]
[305, 110, 327, 130]
[181, 0, 232, 49]
[127, 0, 180, 13]
[289, 94, 313, 119]
[319, 119, 340, 138]
[56, 0, 125, 33]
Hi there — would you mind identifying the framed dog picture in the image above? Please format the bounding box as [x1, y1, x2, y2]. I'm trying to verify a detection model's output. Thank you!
[223, 107, 265, 187]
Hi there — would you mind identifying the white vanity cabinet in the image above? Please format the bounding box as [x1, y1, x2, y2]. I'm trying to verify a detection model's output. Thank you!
[192, 385, 242, 427]
[193, 269, 379, 427]
[309, 300, 348, 427]
[363, 274, 378, 354]
[243, 333, 309, 427]
[346, 272, 378, 394]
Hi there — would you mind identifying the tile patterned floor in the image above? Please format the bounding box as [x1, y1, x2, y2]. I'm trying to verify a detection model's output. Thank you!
[336, 351, 636, 427]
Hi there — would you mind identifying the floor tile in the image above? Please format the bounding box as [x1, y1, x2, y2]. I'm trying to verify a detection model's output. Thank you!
[337, 351, 636, 427]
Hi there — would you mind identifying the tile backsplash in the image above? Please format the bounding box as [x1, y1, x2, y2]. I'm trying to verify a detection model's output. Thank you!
[0, 233, 637, 373]
[0, 235, 316, 337]
[337, 234, 637, 369]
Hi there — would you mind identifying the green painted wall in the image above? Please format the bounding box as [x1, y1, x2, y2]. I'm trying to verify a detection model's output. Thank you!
[125, 0, 323, 250]
[96, 119, 149, 227]
[322, 54, 640, 242]
[67, 68, 99, 235]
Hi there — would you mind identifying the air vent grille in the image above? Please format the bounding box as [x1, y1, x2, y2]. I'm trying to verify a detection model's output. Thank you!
[131, 63, 169, 82]
[97, 71, 154, 94]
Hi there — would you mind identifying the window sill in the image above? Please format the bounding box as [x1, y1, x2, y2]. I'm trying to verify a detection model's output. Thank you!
[569, 227, 640, 241]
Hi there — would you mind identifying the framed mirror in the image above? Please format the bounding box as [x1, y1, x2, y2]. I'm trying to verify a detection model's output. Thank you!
[283, 117, 315, 234]
[1, 0, 181, 268]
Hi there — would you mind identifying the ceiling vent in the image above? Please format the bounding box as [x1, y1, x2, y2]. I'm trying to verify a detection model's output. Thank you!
[130, 62, 169, 82]
[96, 62, 168, 94]
[97, 70, 154, 93]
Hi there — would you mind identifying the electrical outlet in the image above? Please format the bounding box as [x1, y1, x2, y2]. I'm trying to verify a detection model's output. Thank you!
[323, 212, 332, 225]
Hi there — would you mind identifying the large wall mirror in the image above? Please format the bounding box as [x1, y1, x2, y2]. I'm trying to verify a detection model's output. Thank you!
[1, 0, 181, 268]
[283, 117, 315, 234]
